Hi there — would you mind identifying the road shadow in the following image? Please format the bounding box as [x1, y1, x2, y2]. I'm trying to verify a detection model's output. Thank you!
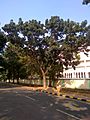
[0, 82, 21, 89]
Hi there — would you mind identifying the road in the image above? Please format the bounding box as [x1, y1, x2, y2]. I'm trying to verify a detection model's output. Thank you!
[0, 87, 90, 120]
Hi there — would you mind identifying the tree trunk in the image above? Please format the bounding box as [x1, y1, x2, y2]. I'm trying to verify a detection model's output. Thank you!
[16, 72, 19, 84]
[40, 67, 47, 88]
[12, 78, 14, 83]
[17, 78, 19, 84]
[13, 79, 14, 83]
[9, 79, 10, 83]
[49, 80, 52, 87]
[43, 73, 46, 88]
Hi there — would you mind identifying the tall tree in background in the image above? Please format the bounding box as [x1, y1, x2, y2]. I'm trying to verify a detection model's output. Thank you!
[45, 17, 90, 86]
[17, 19, 49, 88]
[3, 43, 24, 83]
[0, 31, 7, 53]
[2, 19, 26, 83]
[2, 17, 90, 87]
[83, 0, 90, 4]
[0, 31, 7, 81]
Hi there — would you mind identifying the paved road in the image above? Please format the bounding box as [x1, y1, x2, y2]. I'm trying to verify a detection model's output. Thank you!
[0, 87, 90, 120]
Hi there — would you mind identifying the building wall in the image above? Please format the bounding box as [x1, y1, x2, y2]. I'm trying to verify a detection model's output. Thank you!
[62, 79, 89, 89]
[63, 47, 90, 89]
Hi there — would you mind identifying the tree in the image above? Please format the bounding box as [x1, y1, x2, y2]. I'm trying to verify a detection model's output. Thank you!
[0, 31, 7, 53]
[2, 19, 27, 83]
[45, 17, 89, 81]
[2, 17, 90, 88]
[0, 31, 7, 81]
[83, 0, 90, 4]
[2, 19, 24, 47]
[21, 17, 90, 88]
[17, 19, 48, 87]
[3, 43, 22, 83]
[0, 55, 7, 82]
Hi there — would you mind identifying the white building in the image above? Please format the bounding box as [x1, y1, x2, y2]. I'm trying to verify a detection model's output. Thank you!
[63, 47, 90, 89]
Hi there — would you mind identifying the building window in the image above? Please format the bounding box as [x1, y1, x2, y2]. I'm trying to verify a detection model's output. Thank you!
[69, 73, 71, 78]
[65, 73, 66, 78]
[84, 72, 86, 78]
[81, 72, 83, 78]
[78, 72, 80, 78]
[76, 73, 78, 78]
[80, 60, 84, 63]
[88, 72, 90, 78]
[71, 73, 72, 78]
[86, 60, 90, 62]
[74, 72, 75, 78]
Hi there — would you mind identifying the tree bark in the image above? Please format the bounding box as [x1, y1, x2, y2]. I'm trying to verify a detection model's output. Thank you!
[49, 79, 52, 87]
[9, 79, 10, 83]
[17, 77, 19, 84]
[40, 67, 47, 88]
[12, 78, 14, 83]
[43, 73, 46, 88]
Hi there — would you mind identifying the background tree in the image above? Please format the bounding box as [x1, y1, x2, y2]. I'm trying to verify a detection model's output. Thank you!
[0, 31, 7, 52]
[17, 19, 49, 88]
[83, 0, 90, 4]
[45, 17, 90, 86]
[0, 31, 7, 81]
[2, 17, 90, 88]
[3, 43, 24, 83]
[2, 19, 27, 83]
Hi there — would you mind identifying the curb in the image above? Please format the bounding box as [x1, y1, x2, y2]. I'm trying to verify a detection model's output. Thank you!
[35, 90, 90, 103]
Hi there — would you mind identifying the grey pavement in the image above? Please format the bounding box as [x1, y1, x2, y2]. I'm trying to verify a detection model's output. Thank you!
[0, 87, 90, 120]
[45, 87, 90, 102]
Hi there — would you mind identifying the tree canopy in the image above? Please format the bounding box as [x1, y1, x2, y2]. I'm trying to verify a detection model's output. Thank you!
[83, 0, 90, 4]
[0, 31, 7, 53]
[0, 16, 90, 87]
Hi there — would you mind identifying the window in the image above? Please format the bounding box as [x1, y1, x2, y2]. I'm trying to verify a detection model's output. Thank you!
[84, 72, 86, 78]
[64, 73, 66, 78]
[80, 60, 84, 63]
[78, 72, 80, 78]
[88, 72, 90, 78]
[69, 73, 71, 78]
[81, 72, 83, 78]
[86, 60, 90, 62]
[71, 73, 72, 78]
[76, 73, 78, 78]
[67, 73, 68, 78]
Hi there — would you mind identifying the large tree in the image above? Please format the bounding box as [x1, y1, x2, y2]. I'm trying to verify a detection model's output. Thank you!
[83, 0, 90, 4]
[0, 31, 7, 81]
[2, 17, 90, 88]
[17, 19, 49, 87]
[3, 43, 23, 83]
[45, 17, 90, 79]
[0, 31, 7, 53]
[2, 20, 27, 83]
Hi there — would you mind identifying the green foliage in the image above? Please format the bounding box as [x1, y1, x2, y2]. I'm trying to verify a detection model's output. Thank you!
[83, 0, 90, 4]
[3, 43, 25, 82]
[1, 16, 90, 87]
[0, 31, 7, 52]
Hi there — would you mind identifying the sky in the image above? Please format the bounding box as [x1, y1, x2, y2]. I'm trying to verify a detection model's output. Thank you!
[0, 0, 90, 28]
